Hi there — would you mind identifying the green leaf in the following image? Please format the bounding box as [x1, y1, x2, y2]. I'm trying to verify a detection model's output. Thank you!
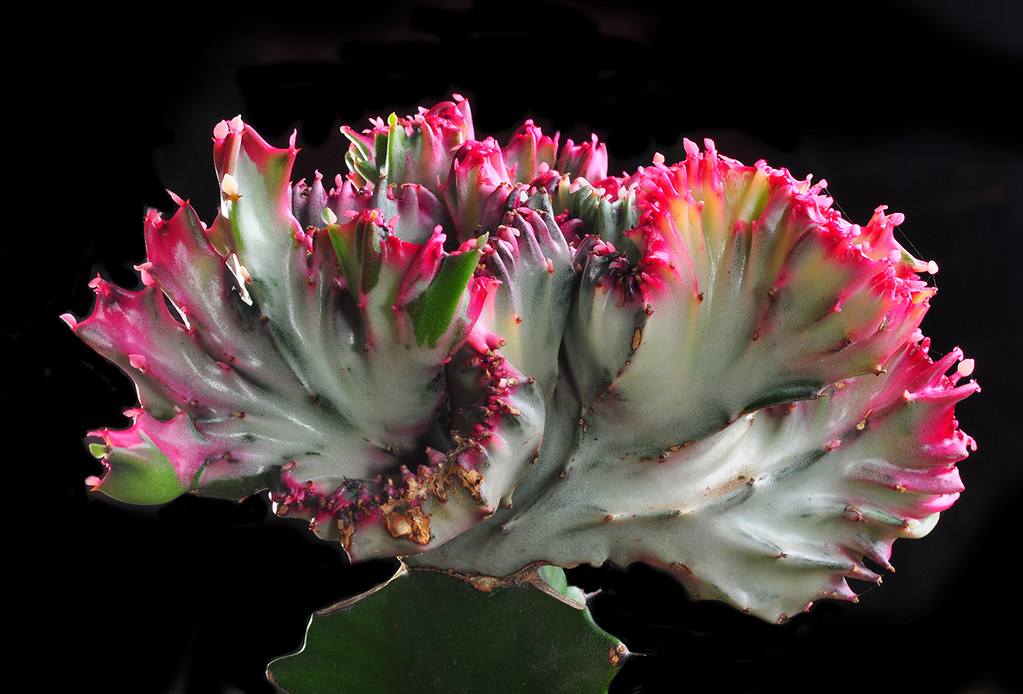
[89, 435, 186, 505]
[267, 566, 626, 694]
[406, 247, 482, 348]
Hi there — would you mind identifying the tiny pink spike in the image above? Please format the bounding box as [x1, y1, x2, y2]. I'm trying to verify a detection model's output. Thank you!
[134, 262, 156, 287]
[957, 358, 975, 379]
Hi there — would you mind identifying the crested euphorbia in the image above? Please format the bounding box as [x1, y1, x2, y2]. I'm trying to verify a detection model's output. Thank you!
[66, 96, 977, 640]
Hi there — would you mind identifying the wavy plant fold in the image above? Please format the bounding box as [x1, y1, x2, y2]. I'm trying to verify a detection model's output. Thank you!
[66, 96, 978, 623]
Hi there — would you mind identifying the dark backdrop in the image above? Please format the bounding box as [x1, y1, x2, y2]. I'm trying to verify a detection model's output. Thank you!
[15, 1, 1022, 692]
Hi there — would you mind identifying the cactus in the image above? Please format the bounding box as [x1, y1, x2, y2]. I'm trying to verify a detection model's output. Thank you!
[65, 96, 978, 690]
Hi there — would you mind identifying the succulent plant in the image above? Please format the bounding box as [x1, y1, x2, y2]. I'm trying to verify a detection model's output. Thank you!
[65, 95, 978, 691]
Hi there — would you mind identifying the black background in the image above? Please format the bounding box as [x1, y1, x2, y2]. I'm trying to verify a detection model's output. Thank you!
[13, 1, 1022, 692]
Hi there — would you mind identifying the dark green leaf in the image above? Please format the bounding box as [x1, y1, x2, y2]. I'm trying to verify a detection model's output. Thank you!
[268, 566, 625, 694]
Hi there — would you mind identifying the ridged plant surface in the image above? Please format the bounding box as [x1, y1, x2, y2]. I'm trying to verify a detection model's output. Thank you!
[67, 97, 978, 622]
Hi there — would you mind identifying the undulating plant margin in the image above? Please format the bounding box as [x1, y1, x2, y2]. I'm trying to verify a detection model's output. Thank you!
[64, 96, 978, 692]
